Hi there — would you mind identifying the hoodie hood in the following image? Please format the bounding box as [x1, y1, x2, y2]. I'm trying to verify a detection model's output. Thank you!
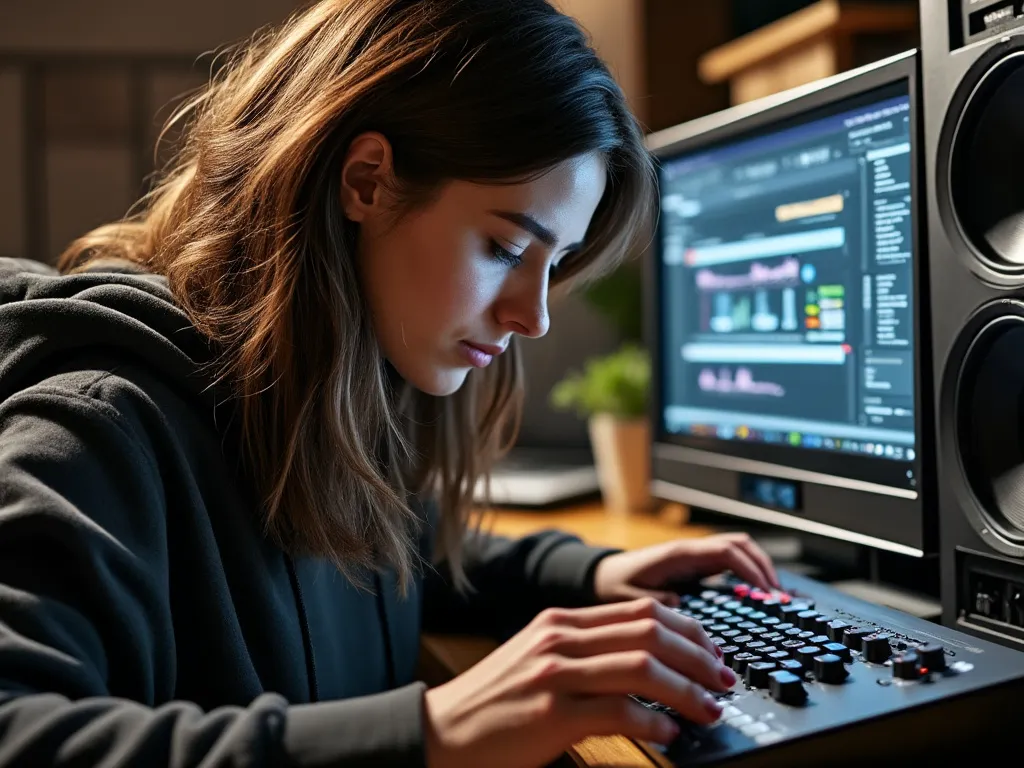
[0, 257, 220, 412]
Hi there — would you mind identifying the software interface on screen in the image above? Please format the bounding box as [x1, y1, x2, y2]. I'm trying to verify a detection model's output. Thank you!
[658, 82, 916, 480]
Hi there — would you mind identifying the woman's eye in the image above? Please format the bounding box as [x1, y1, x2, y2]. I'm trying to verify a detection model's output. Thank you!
[490, 240, 523, 268]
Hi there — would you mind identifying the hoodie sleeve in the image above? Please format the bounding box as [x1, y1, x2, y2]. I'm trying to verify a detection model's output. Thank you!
[0, 384, 427, 768]
[421, 508, 621, 638]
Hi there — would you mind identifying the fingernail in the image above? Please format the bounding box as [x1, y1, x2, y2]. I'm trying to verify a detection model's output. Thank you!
[703, 691, 724, 717]
[720, 665, 737, 687]
[714, 644, 724, 657]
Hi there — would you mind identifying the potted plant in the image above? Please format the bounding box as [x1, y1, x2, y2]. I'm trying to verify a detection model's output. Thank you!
[550, 341, 652, 512]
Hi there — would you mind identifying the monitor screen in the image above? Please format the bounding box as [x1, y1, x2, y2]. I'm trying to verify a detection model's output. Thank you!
[656, 80, 918, 492]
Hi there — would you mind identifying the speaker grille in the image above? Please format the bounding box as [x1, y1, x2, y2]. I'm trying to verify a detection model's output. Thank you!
[950, 51, 1024, 274]
[957, 313, 1024, 541]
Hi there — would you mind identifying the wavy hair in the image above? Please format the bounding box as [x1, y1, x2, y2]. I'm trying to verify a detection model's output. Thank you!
[58, 0, 656, 592]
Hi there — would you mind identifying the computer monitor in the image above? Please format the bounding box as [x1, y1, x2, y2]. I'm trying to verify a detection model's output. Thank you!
[645, 50, 933, 557]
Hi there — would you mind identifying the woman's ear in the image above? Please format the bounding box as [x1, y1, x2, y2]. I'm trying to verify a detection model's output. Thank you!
[340, 131, 394, 222]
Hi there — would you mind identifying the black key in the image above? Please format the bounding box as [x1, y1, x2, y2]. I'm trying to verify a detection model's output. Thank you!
[712, 611, 732, 620]
[797, 611, 821, 630]
[745, 640, 767, 652]
[737, 621, 758, 630]
[813, 653, 849, 684]
[780, 604, 804, 620]
[748, 611, 768, 622]
[712, 595, 732, 606]
[768, 650, 790, 661]
[779, 658, 804, 674]
[775, 623, 796, 632]
[797, 631, 815, 640]
[735, 606, 754, 616]
[687, 600, 707, 610]
[721, 629, 741, 639]
[761, 616, 781, 627]
[760, 645, 778, 654]
[724, 616, 745, 625]
[809, 635, 830, 646]
[724, 600, 742, 611]
[784, 628, 803, 637]
[700, 618, 717, 628]
[709, 624, 730, 633]
[711, 636, 727, 647]
[844, 627, 876, 650]
[762, 632, 783, 643]
[721, 645, 741, 665]
[827, 620, 851, 642]
[760, 598, 783, 618]
[748, 626, 770, 636]
[782, 639, 805, 651]
[731, 653, 763, 674]
[745, 661, 778, 688]
[795, 646, 822, 670]
[733, 635, 753, 645]
[823, 642, 851, 663]
[769, 670, 807, 705]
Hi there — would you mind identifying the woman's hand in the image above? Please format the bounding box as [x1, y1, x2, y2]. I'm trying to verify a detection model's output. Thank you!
[592, 533, 780, 608]
[422, 597, 736, 768]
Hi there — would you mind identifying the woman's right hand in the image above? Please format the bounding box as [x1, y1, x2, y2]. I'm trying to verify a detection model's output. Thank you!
[422, 597, 736, 768]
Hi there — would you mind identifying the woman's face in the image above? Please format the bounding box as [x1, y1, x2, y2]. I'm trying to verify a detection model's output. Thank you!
[341, 133, 607, 396]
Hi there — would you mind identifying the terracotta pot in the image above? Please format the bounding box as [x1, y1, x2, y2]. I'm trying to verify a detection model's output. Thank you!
[588, 413, 652, 513]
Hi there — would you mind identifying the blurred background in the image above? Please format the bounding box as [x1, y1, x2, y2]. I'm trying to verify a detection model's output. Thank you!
[0, 0, 918, 460]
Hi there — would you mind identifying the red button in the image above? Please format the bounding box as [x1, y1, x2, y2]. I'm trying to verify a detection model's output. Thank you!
[734, 584, 751, 598]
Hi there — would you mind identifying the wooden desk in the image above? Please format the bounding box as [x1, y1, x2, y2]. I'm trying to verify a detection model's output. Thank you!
[420, 501, 720, 768]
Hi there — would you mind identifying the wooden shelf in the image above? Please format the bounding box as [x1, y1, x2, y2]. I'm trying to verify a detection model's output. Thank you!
[697, 0, 918, 105]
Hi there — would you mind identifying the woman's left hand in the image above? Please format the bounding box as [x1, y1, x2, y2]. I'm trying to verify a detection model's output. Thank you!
[592, 533, 780, 608]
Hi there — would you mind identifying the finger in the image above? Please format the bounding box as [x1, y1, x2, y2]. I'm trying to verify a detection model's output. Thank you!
[712, 542, 772, 591]
[539, 599, 718, 658]
[551, 651, 724, 726]
[729, 534, 780, 589]
[568, 695, 681, 746]
[551, 620, 734, 693]
[616, 584, 681, 609]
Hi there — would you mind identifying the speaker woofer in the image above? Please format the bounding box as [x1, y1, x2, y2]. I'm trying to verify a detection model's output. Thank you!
[954, 302, 1024, 548]
[949, 50, 1024, 277]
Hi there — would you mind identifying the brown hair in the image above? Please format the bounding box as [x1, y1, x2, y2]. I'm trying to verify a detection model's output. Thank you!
[58, 0, 656, 592]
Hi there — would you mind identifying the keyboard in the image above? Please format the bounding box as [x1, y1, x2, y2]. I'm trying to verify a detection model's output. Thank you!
[634, 569, 1024, 766]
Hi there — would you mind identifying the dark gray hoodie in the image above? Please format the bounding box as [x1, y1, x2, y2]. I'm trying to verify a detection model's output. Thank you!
[0, 257, 616, 767]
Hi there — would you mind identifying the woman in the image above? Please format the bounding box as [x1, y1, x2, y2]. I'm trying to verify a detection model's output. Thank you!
[0, 0, 779, 765]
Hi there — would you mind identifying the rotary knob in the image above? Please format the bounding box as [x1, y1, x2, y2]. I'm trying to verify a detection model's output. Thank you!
[916, 643, 946, 672]
[892, 651, 921, 680]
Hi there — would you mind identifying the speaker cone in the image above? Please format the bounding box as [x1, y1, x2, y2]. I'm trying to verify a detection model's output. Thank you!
[956, 307, 1024, 543]
[949, 51, 1024, 274]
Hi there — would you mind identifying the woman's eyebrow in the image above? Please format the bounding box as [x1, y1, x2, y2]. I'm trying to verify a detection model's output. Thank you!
[489, 209, 584, 252]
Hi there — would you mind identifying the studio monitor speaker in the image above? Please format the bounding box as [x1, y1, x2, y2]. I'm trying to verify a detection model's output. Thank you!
[922, 0, 1024, 647]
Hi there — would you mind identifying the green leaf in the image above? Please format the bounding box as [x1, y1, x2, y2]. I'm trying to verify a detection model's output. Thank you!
[548, 343, 650, 419]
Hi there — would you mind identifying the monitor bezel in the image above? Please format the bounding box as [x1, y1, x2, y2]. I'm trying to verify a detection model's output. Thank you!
[643, 50, 935, 555]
